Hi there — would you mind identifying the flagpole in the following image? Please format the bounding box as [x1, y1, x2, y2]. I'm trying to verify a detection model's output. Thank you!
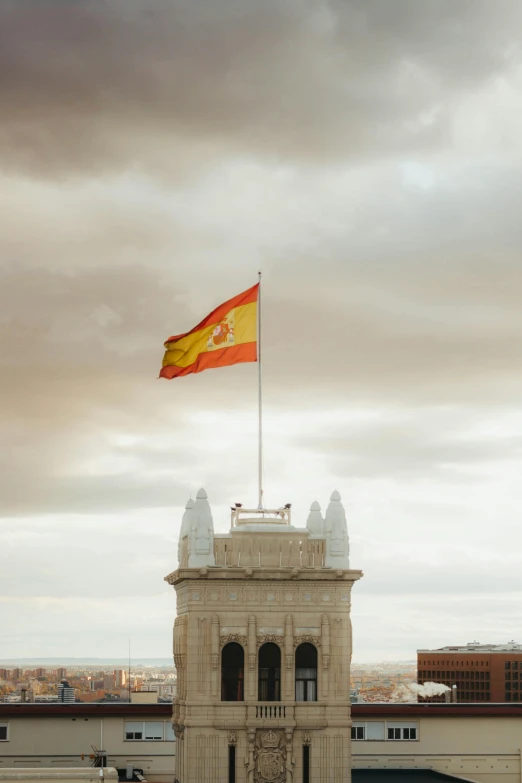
[257, 271, 263, 510]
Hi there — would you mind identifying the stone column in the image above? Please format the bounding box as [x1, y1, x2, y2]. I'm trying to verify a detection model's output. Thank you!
[245, 729, 255, 783]
[285, 729, 295, 782]
[248, 614, 257, 699]
[211, 614, 219, 698]
[285, 614, 294, 700]
[321, 613, 330, 698]
[333, 616, 343, 701]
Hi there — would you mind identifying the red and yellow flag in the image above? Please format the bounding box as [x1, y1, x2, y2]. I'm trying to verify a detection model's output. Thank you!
[159, 283, 259, 379]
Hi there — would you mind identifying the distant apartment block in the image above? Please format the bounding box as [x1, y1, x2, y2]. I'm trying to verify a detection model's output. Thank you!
[57, 680, 75, 704]
[418, 641, 522, 702]
[113, 670, 126, 688]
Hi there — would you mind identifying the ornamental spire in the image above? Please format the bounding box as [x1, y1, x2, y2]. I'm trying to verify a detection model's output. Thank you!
[187, 488, 216, 567]
[177, 497, 195, 565]
[306, 500, 324, 535]
[324, 489, 350, 568]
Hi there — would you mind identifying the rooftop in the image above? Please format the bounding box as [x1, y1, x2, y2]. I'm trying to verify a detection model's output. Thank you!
[418, 641, 522, 653]
[2, 702, 522, 718]
[353, 772, 473, 782]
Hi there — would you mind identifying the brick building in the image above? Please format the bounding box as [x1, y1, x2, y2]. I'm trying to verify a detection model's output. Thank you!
[417, 642, 522, 702]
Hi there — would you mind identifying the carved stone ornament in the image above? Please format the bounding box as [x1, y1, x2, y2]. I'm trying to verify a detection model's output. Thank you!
[294, 634, 321, 647]
[254, 729, 286, 783]
[173, 653, 186, 669]
[303, 731, 311, 746]
[257, 635, 284, 648]
[173, 723, 184, 740]
[228, 731, 237, 746]
[221, 634, 247, 646]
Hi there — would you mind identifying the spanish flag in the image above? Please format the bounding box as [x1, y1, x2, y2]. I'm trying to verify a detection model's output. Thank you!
[159, 283, 259, 379]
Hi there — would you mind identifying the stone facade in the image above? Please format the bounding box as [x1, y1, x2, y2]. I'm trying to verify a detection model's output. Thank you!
[165, 491, 362, 783]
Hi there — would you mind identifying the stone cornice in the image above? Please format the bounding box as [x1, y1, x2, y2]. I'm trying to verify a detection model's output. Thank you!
[164, 567, 363, 586]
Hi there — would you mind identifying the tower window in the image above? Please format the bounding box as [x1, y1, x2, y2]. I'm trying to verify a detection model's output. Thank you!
[295, 643, 318, 702]
[258, 642, 281, 701]
[228, 745, 236, 783]
[221, 643, 244, 702]
[303, 745, 310, 783]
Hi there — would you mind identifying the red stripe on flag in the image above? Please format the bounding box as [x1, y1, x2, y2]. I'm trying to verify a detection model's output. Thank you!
[159, 342, 257, 379]
[164, 283, 259, 347]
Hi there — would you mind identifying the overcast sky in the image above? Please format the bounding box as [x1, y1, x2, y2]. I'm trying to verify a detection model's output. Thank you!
[2, 0, 522, 663]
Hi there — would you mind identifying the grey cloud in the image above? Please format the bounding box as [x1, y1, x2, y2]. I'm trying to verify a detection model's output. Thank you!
[0, 262, 193, 368]
[2, 220, 522, 519]
[0, 471, 188, 517]
[296, 414, 522, 479]
[0, 0, 521, 177]
[0, 516, 178, 598]
[355, 554, 522, 596]
[2, 0, 522, 657]
[0, 593, 175, 658]
[352, 592, 522, 660]
[0, 435, 252, 516]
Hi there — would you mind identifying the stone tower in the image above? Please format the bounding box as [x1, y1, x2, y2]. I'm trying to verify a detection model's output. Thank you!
[165, 489, 362, 783]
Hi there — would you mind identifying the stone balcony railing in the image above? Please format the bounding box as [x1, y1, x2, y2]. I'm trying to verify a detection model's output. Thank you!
[249, 702, 328, 729]
[247, 703, 295, 727]
[255, 704, 287, 719]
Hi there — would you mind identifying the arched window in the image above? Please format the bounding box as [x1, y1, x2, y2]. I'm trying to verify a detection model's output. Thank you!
[295, 643, 317, 702]
[221, 643, 244, 701]
[258, 642, 281, 701]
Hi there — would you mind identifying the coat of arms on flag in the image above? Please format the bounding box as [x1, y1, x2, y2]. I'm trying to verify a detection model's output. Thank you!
[206, 311, 235, 351]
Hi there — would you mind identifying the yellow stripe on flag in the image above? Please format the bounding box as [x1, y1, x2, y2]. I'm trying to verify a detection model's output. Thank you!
[162, 301, 256, 370]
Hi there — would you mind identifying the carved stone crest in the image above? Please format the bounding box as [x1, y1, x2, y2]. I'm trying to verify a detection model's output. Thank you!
[257, 635, 284, 647]
[294, 634, 321, 647]
[221, 634, 247, 646]
[254, 730, 285, 783]
[228, 730, 237, 746]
